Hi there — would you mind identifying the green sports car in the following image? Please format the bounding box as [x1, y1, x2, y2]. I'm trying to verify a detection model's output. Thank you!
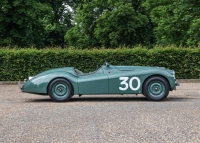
[19, 61, 179, 102]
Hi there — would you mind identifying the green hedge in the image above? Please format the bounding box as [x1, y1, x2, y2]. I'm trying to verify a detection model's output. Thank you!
[0, 47, 200, 81]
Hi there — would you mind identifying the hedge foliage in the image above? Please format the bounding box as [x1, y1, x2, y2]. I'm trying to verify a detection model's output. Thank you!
[0, 46, 200, 81]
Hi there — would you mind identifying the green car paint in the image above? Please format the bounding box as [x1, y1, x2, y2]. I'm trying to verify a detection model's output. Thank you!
[22, 68, 79, 94]
[21, 62, 178, 101]
[101, 65, 176, 94]
[77, 68, 109, 94]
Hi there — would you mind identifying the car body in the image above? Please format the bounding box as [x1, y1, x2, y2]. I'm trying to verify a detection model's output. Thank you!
[20, 61, 179, 102]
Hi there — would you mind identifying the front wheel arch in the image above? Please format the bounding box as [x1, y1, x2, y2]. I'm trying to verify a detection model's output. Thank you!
[142, 75, 170, 94]
[142, 75, 170, 101]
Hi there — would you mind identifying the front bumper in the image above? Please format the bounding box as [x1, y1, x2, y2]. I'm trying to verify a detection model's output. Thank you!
[173, 82, 180, 90]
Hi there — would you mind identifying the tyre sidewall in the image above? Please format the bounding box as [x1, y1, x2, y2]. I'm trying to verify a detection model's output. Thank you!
[143, 76, 169, 101]
[48, 78, 73, 102]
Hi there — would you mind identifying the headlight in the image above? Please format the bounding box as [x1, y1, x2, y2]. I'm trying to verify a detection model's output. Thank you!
[171, 70, 175, 78]
[169, 70, 175, 79]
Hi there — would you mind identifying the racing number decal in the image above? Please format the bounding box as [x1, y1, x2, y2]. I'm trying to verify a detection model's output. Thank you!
[119, 77, 141, 91]
[119, 77, 129, 91]
[129, 77, 141, 91]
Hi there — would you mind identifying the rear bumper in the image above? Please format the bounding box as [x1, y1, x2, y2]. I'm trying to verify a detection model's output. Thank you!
[18, 80, 26, 90]
[18, 80, 22, 90]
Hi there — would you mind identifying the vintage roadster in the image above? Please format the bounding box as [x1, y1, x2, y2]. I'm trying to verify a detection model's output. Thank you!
[19, 61, 179, 102]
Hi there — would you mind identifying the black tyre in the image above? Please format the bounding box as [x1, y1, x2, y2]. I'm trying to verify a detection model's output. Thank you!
[143, 76, 169, 101]
[48, 78, 73, 102]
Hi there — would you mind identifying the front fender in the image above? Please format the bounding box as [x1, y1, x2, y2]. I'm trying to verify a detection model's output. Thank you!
[22, 72, 78, 94]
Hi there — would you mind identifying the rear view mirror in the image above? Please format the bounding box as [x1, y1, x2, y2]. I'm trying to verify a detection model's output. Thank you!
[105, 62, 109, 67]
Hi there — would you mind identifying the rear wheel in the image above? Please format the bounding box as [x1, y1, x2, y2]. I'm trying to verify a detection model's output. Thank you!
[143, 76, 169, 101]
[48, 78, 73, 102]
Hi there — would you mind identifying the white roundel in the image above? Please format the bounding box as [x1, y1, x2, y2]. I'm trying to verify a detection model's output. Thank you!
[119, 77, 141, 91]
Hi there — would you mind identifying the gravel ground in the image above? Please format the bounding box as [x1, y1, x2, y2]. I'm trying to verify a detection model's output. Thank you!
[0, 83, 200, 143]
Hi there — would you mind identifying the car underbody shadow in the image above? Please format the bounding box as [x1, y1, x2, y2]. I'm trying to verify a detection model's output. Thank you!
[70, 96, 149, 102]
[25, 96, 193, 103]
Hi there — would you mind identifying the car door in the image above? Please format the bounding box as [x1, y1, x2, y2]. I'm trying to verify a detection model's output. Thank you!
[77, 68, 109, 94]
[103, 65, 142, 94]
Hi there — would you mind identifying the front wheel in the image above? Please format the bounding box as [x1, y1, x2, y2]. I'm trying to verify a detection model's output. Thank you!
[48, 78, 73, 102]
[143, 76, 169, 101]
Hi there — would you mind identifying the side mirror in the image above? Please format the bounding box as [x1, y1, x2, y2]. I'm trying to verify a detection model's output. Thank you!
[105, 62, 109, 67]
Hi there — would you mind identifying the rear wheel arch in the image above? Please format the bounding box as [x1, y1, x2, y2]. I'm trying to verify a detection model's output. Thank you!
[47, 77, 74, 102]
[47, 77, 74, 95]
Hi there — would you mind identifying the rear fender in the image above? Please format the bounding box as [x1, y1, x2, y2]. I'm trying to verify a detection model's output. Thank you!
[22, 72, 78, 94]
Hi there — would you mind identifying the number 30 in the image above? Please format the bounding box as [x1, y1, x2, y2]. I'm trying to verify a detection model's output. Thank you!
[119, 77, 141, 91]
